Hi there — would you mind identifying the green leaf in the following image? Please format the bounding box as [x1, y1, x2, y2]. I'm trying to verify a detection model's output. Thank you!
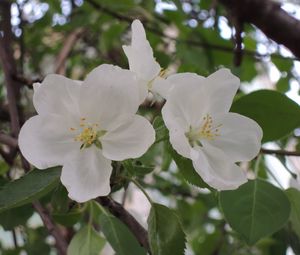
[94, 203, 147, 255]
[219, 179, 291, 245]
[170, 146, 210, 189]
[52, 208, 84, 227]
[147, 203, 186, 255]
[231, 90, 300, 142]
[285, 188, 300, 239]
[67, 225, 105, 255]
[0, 204, 33, 230]
[0, 167, 61, 212]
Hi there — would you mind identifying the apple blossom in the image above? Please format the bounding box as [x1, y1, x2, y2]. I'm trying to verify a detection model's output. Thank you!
[19, 64, 155, 202]
[162, 68, 263, 190]
[123, 19, 173, 101]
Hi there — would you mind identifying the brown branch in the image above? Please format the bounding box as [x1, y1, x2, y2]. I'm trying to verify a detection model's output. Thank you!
[86, 0, 298, 62]
[12, 74, 43, 88]
[0, 1, 21, 137]
[96, 197, 151, 253]
[261, 148, 300, 157]
[0, 3, 68, 253]
[55, 28, 86, 75]
[33, 202, 68, 255]
[0, 132, 18, 148]
[219, 0, 300, 59]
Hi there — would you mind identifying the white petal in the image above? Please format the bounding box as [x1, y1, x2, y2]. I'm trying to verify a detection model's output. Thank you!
[61, 147, 112, 203]
[101, 115, 155, 161]
[80, 64, 140, 129]
[151, 76, 173, 99]
[206, 112, 263, 162]
[18, 115, 78, 169]
[123, 20, 161, 82]
[33, 74, 81, 118]
[191, 143, 248, 190]
[204, 68, 240, 114]
[162, 73, 206, 129]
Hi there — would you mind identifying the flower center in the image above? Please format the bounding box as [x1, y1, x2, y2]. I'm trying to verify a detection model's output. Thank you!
[70, 118, 106, 149]
[185, 114, 222, 147]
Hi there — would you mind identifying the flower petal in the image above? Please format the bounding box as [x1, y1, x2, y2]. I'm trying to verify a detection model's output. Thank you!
[80, 64, 140, 129]
[206, 112, 262, 162]
[18, 115, 78, 169]
[191, 143, 248, 190]
[162, 72, 206, 130]
[101, 115, 155, 161]
[151, 76, 173, 99]
[122, 20, 161, 82]
[204, 68, 240, 114]
[61, 147, 112, 203]
[33, 74, 81, 118]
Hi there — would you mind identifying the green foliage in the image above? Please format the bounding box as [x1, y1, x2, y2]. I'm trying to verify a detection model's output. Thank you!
[67, 225, 106, 255]
[93, 202, 147, 255]
[0, 204, 33, 230]
[285, 188, 300, 239]
[0, 167, 61, 212]
[219, 179, 291, 245]
[231, 90, 300, 142]
[170, 146, 210, 189]
[148, 203, 186, 255]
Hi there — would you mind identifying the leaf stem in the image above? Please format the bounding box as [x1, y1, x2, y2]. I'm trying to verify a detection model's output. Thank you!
[254, 155, 262, 177]
[131, 179, 154, 205]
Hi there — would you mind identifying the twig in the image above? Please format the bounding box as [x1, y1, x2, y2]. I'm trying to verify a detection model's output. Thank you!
[12, 229, 18, 248]
[0, 132, 18, 148]
[86, 0, 299, 62]
[12, 74, 43, 87]
[0, 3, 69, 253]
[33, 202, 68, 255]
[0, 1, 21, 137]
[96, 197, 151, 253]
[260, 148, 300, 157]
[219, 0, 300, 59]
[55, 28, 86, 75]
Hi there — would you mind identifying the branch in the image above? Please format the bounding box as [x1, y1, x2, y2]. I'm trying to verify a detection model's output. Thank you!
[86, 0, 298, 61]
[0, 132, 18, 148]
[33, 202, 68, 255]
[219, 0, 300, 59]
[0, 1, 21, 137]
[96, 197, 151, 253]
[261, 148, 300, 157]
[55, 28, 86, 75]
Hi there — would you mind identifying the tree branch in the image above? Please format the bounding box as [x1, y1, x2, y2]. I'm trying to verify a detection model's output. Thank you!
[86, 0, 298, 61]
[219, 0, 300, 59]
[0, 1, 21, 137]
[33, 202, 68, 255]
[261, 148, 300, 157]
[0, 132, 18, 148]
[55, 28, 86, 75]
[96, 197, 151, 253]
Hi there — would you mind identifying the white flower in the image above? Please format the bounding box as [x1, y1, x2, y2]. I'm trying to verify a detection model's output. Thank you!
[162, 68, 263, 190]
[19, 64, 155, 202]
[123, 19, 173, 101]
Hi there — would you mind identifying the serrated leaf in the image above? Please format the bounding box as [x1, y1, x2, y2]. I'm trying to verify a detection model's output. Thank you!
[231, 90, 300, 142]
[67, 225, 105, 255]
[147, 203, 186, 255]
[0, 167, 61, 212]
[219, 179, 291, 245]
[94, 203, 147, 255]
[285, 188, 300, 239]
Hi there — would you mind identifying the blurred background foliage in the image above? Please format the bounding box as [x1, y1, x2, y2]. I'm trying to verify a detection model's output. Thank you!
[1, 0, 300, 254]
